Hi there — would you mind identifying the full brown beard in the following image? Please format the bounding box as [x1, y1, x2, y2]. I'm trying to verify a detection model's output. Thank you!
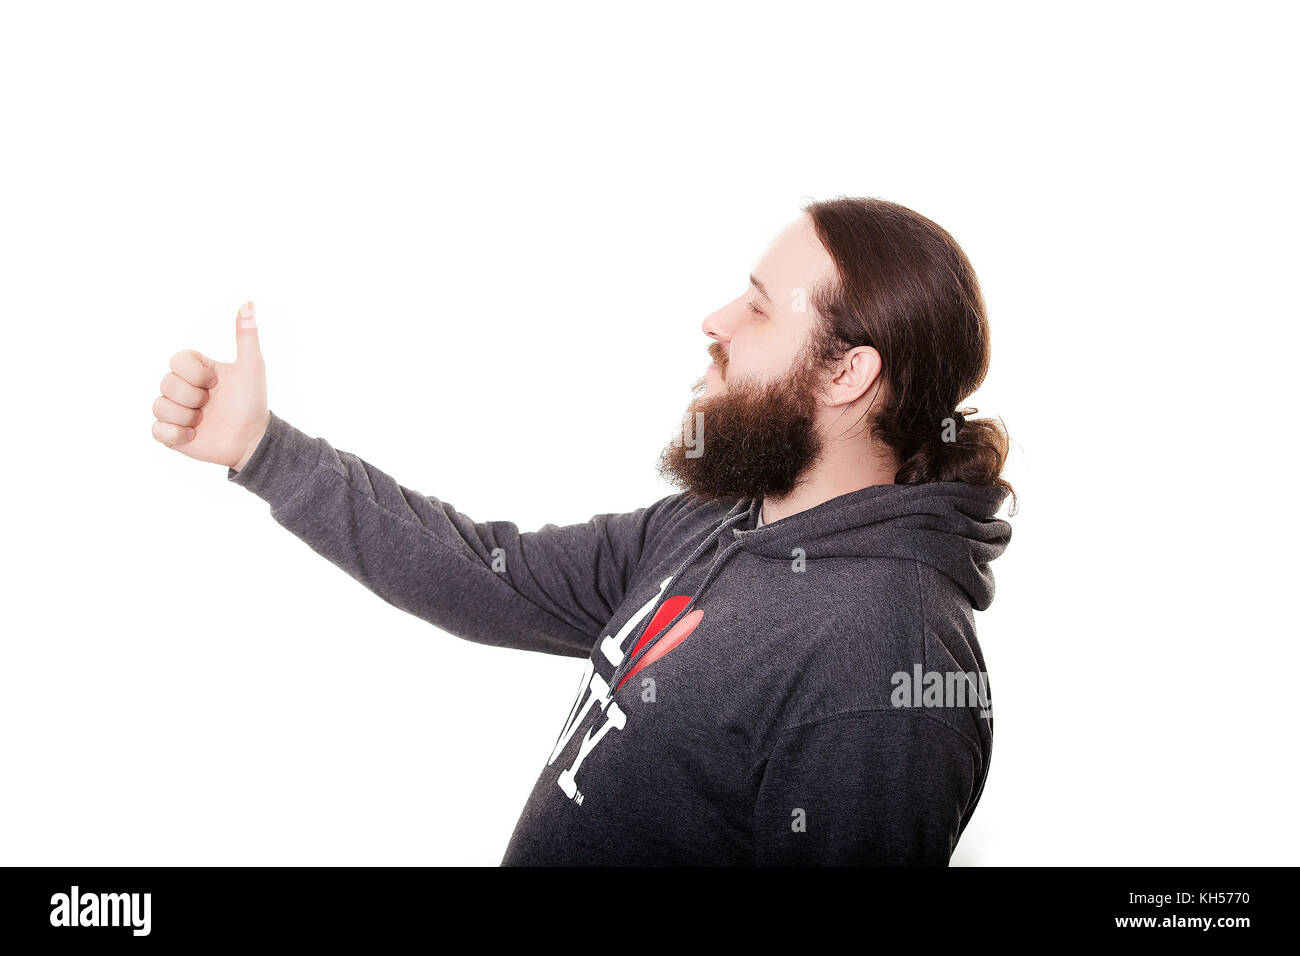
[655, 342, 826, 504]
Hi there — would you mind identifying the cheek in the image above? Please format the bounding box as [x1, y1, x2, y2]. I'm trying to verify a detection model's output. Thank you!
[735, 325, 788, 368]
[729, 343, 783, 383]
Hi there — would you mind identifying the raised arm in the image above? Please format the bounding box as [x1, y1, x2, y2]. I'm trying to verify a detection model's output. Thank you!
[227, 408, 677, 656]
[152, 302, 678, 659]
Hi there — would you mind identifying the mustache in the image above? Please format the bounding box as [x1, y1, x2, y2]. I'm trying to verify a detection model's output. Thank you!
[708, 341, 728, 369]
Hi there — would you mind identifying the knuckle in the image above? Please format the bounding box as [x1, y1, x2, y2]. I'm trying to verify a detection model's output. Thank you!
[172, 349, 204, 382]
[161, 372, 204, 408]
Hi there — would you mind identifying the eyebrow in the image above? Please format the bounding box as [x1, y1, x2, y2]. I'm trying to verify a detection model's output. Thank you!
[749, 273, 774, 304]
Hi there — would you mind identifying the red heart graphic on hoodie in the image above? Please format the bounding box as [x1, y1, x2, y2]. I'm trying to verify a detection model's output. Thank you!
[616, 596, 703, 691]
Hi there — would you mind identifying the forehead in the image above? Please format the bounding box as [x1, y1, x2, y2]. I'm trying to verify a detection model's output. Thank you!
[752, 213, 838, 306]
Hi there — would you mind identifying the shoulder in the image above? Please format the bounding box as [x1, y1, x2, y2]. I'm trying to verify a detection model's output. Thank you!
[751, 557, 987, 746]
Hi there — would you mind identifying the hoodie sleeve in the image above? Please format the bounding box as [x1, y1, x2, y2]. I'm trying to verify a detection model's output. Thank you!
[226, 409, 678, 658]
[750, 709, 984, 865]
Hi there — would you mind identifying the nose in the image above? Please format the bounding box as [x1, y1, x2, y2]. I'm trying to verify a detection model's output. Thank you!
[701, 308, 732, 365]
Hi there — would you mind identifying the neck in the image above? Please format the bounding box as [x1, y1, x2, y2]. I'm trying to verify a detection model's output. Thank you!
[760, 438, 897, 524]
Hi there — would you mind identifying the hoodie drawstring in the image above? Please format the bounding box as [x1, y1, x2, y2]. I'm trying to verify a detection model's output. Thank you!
[607, 500, 757, 692]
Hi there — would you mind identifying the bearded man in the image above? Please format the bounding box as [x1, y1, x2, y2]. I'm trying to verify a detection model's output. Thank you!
[151, 196, 1014, 866]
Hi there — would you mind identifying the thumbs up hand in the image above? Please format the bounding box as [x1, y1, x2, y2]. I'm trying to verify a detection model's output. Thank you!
[152, 301, 270, 471]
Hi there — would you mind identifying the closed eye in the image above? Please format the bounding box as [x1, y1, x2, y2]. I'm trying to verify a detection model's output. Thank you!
[746, 300, 765, 316]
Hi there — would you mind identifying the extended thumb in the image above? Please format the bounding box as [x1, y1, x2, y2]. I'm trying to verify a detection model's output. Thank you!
[235, 301, 263, 364]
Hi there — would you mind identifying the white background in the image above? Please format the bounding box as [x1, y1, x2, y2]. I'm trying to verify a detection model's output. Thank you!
[1, 0, 1296, 866]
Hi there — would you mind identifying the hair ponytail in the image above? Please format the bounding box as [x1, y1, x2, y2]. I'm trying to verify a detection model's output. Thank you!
[893, 408, 1015, 510]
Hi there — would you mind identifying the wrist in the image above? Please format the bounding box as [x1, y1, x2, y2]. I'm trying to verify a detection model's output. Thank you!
[232, 414, 270, 472]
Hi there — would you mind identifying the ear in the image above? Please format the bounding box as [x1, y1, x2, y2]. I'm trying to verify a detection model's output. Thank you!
[823, 345, 882, 407]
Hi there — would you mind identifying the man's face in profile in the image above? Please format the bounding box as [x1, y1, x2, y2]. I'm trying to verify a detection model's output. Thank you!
[657, 213, 840, 504]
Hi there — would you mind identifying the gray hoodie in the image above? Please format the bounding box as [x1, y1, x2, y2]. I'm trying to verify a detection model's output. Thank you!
[228, 410, 1012, 865]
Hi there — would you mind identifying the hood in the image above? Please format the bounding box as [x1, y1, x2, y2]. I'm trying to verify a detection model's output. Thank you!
[606, 480, 1012, 694]
[732, 481, 1013, 611]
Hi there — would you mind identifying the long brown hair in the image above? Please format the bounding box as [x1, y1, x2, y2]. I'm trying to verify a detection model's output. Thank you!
[802, 196, 1015, 509]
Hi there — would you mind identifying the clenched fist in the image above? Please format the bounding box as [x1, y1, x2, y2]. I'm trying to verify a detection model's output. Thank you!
[152, 301, 270, 472]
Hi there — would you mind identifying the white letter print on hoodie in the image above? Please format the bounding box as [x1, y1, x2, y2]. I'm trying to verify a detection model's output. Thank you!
[548, 577, 669, 802]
